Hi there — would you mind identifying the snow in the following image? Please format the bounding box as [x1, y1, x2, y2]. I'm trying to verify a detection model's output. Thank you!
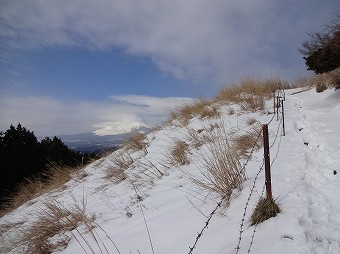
[1, 88, 340, 254]
[93, 121, 149, 136]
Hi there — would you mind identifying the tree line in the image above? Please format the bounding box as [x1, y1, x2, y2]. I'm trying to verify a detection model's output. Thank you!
[0, 123, 97, 206]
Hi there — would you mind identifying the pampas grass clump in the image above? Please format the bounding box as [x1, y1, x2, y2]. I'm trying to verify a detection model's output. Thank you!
[251, 197, 280, 225]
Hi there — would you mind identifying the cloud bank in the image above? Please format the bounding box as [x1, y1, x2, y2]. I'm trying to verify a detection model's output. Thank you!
[1, 0, 338, 84]
[0, 95, 192, 136]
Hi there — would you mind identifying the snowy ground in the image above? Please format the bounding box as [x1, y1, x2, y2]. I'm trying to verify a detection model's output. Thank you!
[1, 88, 340, 254]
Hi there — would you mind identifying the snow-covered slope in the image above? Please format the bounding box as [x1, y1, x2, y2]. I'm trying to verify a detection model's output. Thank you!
[1, 88, 340, 254]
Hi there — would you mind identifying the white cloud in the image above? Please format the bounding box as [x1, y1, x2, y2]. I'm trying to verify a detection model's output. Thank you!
[1, 0, 338, 84]
[0, 95, 192, 136]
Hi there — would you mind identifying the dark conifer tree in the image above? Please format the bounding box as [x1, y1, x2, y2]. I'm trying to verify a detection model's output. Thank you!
[0, 124, 94, 206]
[0, 124, 40, 200]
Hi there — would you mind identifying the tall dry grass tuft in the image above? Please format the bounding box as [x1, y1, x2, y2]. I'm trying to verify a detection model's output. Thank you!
[124, 132, 148, 154]
[186, 127, 205, 149]
[313, 73, 329, 93]
[18, 200, 96, 254]
[168, 140, 190, 166]
[251, 197, 280, 225]
[0, 163, 82, 218]
[105, 154, 133, 184]
[312, 67, 340, 92]
[189, 124, 245, 203]
[328, 67, 340, 90]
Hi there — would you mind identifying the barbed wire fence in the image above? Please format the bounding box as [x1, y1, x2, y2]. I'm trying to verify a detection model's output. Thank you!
[236, 90, 285, 253]
[186, 90, 286, 254]
[187, 130, 264, 254]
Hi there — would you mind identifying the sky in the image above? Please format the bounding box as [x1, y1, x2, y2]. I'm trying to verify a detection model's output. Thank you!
[0, 0, 339, 136]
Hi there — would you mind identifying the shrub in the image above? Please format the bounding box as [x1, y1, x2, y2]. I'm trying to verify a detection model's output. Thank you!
[299, 12, 340, 73]
[251, 197, 280, 225]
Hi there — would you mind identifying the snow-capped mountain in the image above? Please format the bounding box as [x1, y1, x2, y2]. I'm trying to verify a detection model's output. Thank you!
[59, 125, 151, 153]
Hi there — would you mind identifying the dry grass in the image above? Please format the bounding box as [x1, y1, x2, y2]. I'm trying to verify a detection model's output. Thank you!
[105, 154, 133, 184]
[232, 133, 262, 159]
[246, 117, 258, 126]
[0, 163, 82, 218]
[328, 67, 340, 89]
[169, 76, 289, 125]
[169, 98, 220, 125]
[313, 73, 329, 93]
[18, 200, 96, 254]
[251, 197, 280, 225]
[168, 140, 190, 165]
[232, 124, 262, 159]
[291, 76, 313, 88]
[240, 93, 265, 112]
[216, 77, 289, 112]
[124, 132, 148, 154]
[186, 128, 205, 149]
[198, 105, 220, 119]
[227, 107, 236, 115]
[312, 67, 340, 92]
[130, 160, 165, 186]
[190, 124, 245, 202]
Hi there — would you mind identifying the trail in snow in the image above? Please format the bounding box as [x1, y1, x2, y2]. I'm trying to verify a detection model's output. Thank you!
[290, 90, 340, 254]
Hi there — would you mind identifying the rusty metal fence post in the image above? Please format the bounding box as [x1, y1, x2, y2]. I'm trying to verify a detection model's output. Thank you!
[262, 124, 272, 200]
[276, 93, 281, 121]
[283, 89, 286, 101]
[273, 92, 276, 115]
[281, 100, 285, 136]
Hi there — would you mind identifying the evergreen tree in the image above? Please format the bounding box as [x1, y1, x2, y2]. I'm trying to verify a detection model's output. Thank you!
[39, 136, 82, 167]
[0, 124, 94, 206]
[0, 124, 40, 200]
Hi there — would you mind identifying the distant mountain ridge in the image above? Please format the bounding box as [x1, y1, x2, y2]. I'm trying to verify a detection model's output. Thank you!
[58, 126, 151, 153]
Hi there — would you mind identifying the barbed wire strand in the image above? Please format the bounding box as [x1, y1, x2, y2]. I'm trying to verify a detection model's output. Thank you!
[247, 183, 266, 254]
[269, 110, 283, 149]
[235, 160, 264, 254]
[188, 196, 226, 254]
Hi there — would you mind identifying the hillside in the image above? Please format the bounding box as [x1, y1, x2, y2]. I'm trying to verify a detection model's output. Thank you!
[1, 87, 340, 254]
